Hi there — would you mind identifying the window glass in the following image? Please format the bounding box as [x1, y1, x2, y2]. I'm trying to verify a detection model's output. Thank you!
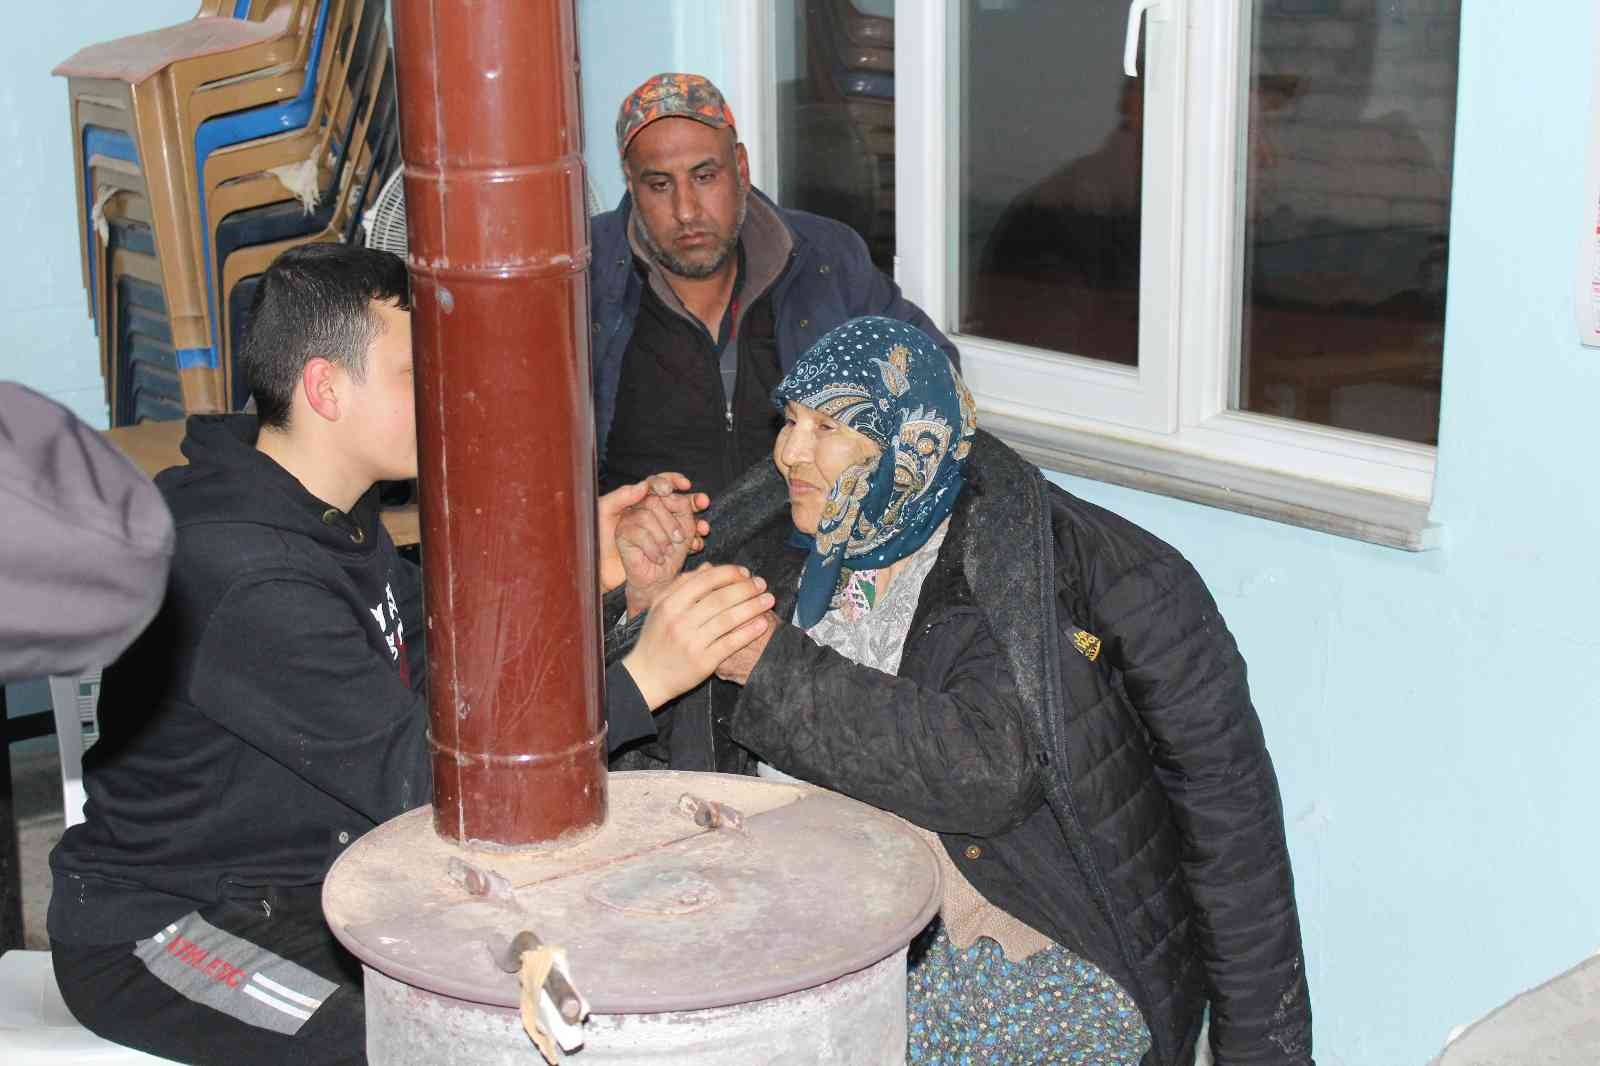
[1236, 1, 1459, 444]
[955, 0, 1141, 367]
[773, 0, 897, 273]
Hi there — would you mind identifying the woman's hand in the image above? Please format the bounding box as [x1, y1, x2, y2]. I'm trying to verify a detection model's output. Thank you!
[615, 476, 711, 615]
[713, 611, 779, 685]
[621, 565, 774, 710]
[598, 473, 709, 596]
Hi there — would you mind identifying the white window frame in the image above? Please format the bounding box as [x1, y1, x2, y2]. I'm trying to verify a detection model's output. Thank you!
[727, 0, 1441, 550]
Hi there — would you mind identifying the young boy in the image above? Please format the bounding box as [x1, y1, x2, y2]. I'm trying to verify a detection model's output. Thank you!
[47, 243, 767, 1064]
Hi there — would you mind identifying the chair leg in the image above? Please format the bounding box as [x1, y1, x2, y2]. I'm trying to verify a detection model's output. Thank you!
[0, 686, 22, 951]
[48, 673, 99, 830]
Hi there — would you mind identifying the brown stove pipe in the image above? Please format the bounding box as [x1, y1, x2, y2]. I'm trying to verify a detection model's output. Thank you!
[391, 0, 605, 848]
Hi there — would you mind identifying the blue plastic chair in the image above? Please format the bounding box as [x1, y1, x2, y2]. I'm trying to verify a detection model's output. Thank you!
[214, 27, 390, 404]
[79, 126, 140, 338]
[64, 3, 318, 372]
[204, 0, 380, 345]
[188, 0, 333, 367]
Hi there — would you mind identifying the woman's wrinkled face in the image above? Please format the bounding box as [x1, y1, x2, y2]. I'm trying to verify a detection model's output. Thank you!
[773, 401, 883, 535]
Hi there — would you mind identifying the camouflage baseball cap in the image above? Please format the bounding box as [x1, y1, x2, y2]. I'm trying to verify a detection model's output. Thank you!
[615, 73, 738, 158]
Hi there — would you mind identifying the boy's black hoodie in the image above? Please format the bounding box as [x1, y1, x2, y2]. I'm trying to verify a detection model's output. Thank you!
[48, 415, 433, 944]
[50, 415, 659, 946]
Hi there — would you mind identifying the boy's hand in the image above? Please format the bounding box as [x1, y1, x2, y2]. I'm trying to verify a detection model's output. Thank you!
[622, 565, 773, 710]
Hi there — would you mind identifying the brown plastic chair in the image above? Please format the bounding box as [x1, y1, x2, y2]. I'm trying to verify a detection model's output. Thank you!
[83, 152, 152, 343]
[802, 0, 897, 266]
[101, 184, 153, 226]
[826, 0, 891, 75]
[216, 53, 389, 395]
[74, 100, 140, 286]
[95, 190, 156, 360]
[105, 257, 184, 428]
[179, 1, 361, 353]
[201, 0, 379, 241]
[197, 0, 294, 16]
[65, 87, 135, 317]
[73, 4, 319, 288]
[103, 246, 167, 424]
[99, 196, 158, 404]
[61, 3, 313, 298]
[66, 75, 209, 367]
[203, 8, 369, 328]
[59, 52, 283, 409]
[202, 71, 357, 231]
[839, 42, 891, 73]
[218, 43, 388, 382]
[831, 0, 893, 47]
[59, 7, 303, 308]
[74, 98, 132, 136]
[94, 181, 156, 357]
[173, 0, 333, 272]
[87, 175, 154, 382]
[201, 0, 362, 233]
[58, 9, 306, 114]
[57, 4, 315, 347]
[202, 2, 365, 397]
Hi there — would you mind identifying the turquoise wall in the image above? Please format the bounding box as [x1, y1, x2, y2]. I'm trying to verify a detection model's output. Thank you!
[576, 0, 729, 211]
[1060, 3, 1600, 1060]
[0, 1, 195, 426]
[573, 3, 1600, 1063]
[6, 3, 1596, 1063]
[0, 0, 725, 416]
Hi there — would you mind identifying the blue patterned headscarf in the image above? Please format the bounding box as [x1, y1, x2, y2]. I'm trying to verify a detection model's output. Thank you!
[773, 316, 978, 629]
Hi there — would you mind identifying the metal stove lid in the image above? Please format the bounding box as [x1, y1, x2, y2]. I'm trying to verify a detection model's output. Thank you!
[322, 770, 942, 1013]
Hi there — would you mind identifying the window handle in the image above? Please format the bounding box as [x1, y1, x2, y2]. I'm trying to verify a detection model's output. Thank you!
[1124, 0, 1167, 77]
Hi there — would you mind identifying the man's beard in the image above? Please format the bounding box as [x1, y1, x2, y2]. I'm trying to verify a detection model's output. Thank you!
[637, 189, 748, 280]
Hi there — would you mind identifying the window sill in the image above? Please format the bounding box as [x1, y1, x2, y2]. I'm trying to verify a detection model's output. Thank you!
[983, 408, 1442, 552]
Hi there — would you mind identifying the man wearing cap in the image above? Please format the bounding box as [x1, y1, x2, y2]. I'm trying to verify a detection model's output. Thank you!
[591, 73, 956, 500]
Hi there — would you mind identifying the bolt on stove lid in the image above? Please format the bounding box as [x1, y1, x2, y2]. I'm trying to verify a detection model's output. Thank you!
[322, 771, 943, 1014]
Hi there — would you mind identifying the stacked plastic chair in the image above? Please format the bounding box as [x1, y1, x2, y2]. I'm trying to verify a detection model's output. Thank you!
[797, 0, 895, 269]
[53, 0, 399, 426]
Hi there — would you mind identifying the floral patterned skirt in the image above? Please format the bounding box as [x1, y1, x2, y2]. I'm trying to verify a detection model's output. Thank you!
[906, 921, 1151, 1065]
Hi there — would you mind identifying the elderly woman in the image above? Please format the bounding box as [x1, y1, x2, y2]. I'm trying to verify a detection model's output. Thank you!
[610, 317, 1314, 1066]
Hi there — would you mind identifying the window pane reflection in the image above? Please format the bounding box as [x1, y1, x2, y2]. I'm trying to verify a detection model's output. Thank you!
[1237, 1, 1459, 445]
[957, 0, 1140, 367]
[774, 0, 897, 274]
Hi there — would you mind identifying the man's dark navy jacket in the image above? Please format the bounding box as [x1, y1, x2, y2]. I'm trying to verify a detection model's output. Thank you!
[587, 188, 958, 481]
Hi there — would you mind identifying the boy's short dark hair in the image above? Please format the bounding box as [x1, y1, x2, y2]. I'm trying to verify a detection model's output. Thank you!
[239, 244, 412, 429]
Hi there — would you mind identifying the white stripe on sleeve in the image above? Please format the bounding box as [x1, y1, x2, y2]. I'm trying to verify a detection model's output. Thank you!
[242, 983, 314, 1021]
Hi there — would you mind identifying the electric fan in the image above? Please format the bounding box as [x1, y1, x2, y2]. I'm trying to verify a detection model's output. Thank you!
[362, 167, 605, 254]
